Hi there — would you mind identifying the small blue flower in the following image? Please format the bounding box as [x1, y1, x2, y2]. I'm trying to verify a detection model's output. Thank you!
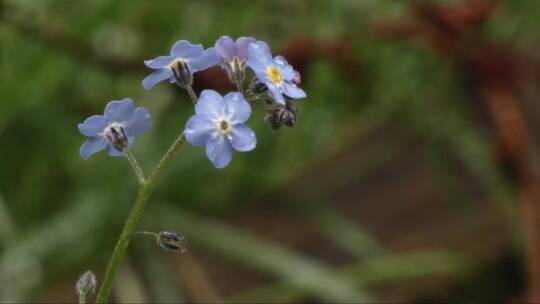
[247, 41, 306, 105]
[185, 90, 256, 168]
[78, 98, 151, 159]
[142, 40, 219, 90]
[215, 35, 255, 66]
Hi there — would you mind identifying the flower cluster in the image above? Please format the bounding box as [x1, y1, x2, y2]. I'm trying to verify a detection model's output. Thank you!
[78, 36, 306, 168]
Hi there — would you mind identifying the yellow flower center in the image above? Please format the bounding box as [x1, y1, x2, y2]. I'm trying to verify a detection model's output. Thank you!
[267, 66, 282, 84]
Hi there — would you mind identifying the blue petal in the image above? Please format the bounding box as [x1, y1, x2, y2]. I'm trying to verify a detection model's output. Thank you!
[224, 92, 251, 123]
[206, 136, 233, 169]
[283, 82, 306, 99]
[267, 85, 286, 105]
[274, 55, 295, 80]
[171, 40, 203, 58]
[78, 115, 108, 137]
[189, 48, 219, 72]
[185, 114, 214, 146]
[125, 108, 151, 137]
[142, 69, 173, 90]
[195, 90, 226, 118]
[104, 98, 135, 122]
[79, 137, 107, 159]
[230, 124, 256, 152]
[236, 37, 256, 60]
[144, 55, 175, 69]
[247, 41, 273, 75]
[215, 36, 236, 61]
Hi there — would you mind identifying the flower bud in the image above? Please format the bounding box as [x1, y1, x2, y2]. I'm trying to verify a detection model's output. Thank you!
[292, 70, 301, 85]
[76, 270, 97, 298]
[249, 77, 268, 95]
[105, 124, 128, 152]
[265, 102, 297, 130]
[156, 231, 187, 253]
[170, 59, 193, 88]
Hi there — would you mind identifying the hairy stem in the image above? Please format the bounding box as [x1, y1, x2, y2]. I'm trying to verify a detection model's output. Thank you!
[96, 132, 186, 303]
[124, 149, 145, 185]
[185, 85, 198, 104]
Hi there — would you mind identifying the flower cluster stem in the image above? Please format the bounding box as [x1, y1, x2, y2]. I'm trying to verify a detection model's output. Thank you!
[96, 132, 186, 303]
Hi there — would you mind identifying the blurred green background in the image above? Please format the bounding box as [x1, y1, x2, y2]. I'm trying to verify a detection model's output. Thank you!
[2, 0, 540, 302]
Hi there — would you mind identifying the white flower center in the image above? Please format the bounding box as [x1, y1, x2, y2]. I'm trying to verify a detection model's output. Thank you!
[215, 117, 233, 136]
[100, 122, 125, 138]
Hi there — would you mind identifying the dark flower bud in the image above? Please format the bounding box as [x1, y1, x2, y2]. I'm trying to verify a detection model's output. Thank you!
[105, 124, 128, 152]
[249, 77, 268, 95]
[170, 59, 193, 88]
[265, 101, 297, 130]
[156, 231, 187, 253]
[76, 270, 97, 299]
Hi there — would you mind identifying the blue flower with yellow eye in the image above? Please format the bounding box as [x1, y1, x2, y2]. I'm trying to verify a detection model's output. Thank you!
[78, 98, 151, 159]
[184, 90, 256, 168]
[247, 41, 306, 105]
[142, 40, 219, 90]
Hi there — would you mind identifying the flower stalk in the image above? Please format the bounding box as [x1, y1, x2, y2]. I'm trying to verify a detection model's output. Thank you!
[96, 132, 186, 303]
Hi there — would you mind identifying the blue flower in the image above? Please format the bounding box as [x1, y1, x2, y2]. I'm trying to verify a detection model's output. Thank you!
[142, 40, 219, 90]
[78, 98, 151, 159]
[247, 41, 306, 105]
[215, 36, 255, 84]
[184, 90, 256, 168]
[215, 35, 255, 66]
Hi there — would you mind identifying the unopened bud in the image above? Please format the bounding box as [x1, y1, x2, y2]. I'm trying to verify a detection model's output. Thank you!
[292, 70, 301, 85]
[265, 102, 297, 130]
[76, 270, 97, 299]
[249, 77, 268, 95]
[170, 59, 193, 88]
[156, 231, 187, 253]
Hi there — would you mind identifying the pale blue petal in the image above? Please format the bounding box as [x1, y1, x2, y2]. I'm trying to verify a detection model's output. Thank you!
[185, 114, 214, 146]
[195, 90, 226, 118]
[104, 98, 135, 122]
[142, 69, 173, 90]
[215, 36, 236, 61]
[247, 42, 272, 77]
[274, 55, 295, 80]
[171, 40, 203, 58]
[78, 115, 108, 137]
[224, 92, 251, 123]
[230, 124, 256, 152]
[267, 85, 286, 105]
[206, 136, 233, 169]
[189, 48, 219, 72]
[144, 55, 175, 69]
[236, 37, 256, 60]
[79, 137, 107, 159]
[125, 108, 151, 137]
[283, 82, 306, 99]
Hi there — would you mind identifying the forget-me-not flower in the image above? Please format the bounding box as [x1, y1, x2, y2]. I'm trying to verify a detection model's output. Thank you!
[142, 40, 219, 90]
[214, 35, 255, 82]
[185, 90, 256, 168]
[78, 98, 151, 159]
[247, 41, 306, 105]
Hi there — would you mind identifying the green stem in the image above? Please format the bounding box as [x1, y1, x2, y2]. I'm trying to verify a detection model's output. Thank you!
[95, 132, 186, 303]
[124, 149, 145, 185]
[78, 292, 86, 304]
